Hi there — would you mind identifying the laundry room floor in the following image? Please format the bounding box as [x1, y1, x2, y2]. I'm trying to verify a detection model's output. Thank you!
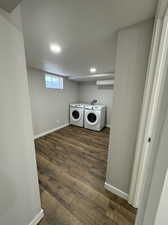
[35, 125, 136, 225]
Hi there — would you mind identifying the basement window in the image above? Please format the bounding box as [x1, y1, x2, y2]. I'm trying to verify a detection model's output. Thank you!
[45, 74, 63, 89]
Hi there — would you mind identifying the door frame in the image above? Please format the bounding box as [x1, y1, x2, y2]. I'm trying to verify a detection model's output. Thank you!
[128, 6, 168, 208]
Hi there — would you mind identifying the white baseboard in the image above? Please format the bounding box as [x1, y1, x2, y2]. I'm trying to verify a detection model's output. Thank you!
[34, 123, 69, 139]
[29, 209, 44, 225]
[106, 124, 111, 128]
[104, 182, 128, 200]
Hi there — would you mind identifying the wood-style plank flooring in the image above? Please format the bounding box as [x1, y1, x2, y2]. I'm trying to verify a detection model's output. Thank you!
[35, 125, 136, 225]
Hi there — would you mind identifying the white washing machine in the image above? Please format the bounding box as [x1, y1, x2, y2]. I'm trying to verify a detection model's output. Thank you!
[84, 105, 106, 131]
[70, 103, 85, 127]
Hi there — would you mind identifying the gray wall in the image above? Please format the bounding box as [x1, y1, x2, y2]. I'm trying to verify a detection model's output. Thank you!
[79, 82, 113, 126]
[0, 6, 41, 225]
[106, 19, 153, 194]
[27, 67, 79, 136]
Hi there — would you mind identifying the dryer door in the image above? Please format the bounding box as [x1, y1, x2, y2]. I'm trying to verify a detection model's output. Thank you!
[71, 108, 82, 121]
[86, 110, 100, 125]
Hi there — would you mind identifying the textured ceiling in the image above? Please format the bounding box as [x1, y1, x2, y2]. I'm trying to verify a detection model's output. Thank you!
[21, 0, 157, 77]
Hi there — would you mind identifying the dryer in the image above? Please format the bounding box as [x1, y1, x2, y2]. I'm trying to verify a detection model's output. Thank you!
[84, 105, 106, 131]
[70, 103, 85, 127]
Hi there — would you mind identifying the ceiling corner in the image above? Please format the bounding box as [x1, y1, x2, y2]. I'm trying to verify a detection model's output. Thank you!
[0, 0, 23, 12]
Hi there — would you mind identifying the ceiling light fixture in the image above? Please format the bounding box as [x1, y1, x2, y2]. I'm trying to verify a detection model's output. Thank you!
[90, 67, 96, 73]
[50, 43, 62, 54]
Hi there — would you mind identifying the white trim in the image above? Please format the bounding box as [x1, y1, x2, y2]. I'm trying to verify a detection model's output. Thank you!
[128, 17, 163, 208]
[135, 10, 168, 207]
[104, 182, 128, 200]
[28, 209, 44, 225]
[129, 7, 168, 209]
[34, 123, 69, 139]
[106, 124, 111, 128]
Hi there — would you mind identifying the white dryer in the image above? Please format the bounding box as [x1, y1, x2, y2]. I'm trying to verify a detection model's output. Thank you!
[84, 105, 106, 131]
[70, 103, 85, 127]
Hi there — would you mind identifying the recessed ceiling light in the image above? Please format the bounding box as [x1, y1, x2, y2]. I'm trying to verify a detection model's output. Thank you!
[90, 67, 96, 73]
[50, 44, 62, 54]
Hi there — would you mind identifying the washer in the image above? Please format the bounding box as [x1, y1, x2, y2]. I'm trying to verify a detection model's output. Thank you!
[70, 103, 85, 127]
[84, 105, 106, 131]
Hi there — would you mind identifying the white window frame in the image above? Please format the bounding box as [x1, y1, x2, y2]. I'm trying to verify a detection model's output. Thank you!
[45, 73, 64, 89]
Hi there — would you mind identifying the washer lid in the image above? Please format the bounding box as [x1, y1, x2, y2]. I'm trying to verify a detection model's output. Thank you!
[85, 104, 105, 110]
[70, 103, 85, 108]
[92, 105, 105, 110]
[85, 105, 93, 110]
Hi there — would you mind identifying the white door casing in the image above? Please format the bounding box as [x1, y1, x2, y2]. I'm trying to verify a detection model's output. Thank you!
[129, 7, 168, 208]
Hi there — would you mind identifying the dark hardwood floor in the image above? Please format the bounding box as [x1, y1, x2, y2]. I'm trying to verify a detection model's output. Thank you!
[35, 125, 136, 225]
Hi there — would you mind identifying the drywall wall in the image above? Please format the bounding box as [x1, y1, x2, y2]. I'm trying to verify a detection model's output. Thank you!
[79, 82, 113, 126]
[0, 6, 41, 225]
[0, 3, 22, 31]
[27, 68, 79, 137]
[106, 19, 153, 195]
